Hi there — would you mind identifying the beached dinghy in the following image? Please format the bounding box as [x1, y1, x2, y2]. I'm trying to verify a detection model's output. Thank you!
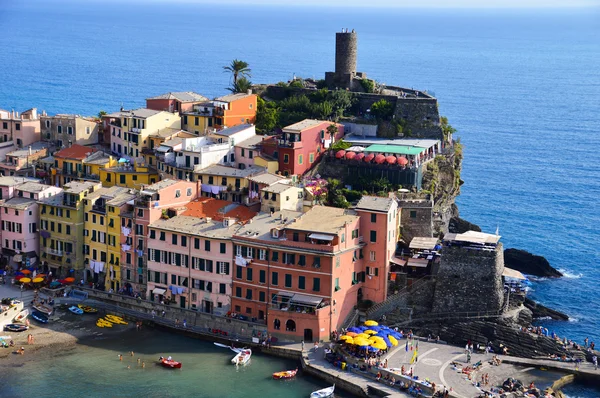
[69, 306, 84, 315]
[33, 303, 53, 315]
[77, 304, 98, 313]
[31, 310, 49, 323]
[231, 348, 252, 366]
[4, 323, 29, 332]
[273, 368, 298, 379]
[14, 309, 29, 323]
[310, 385, 335, 398]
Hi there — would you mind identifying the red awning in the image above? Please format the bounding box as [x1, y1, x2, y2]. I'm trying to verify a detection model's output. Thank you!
[397, 156, 408, 166]
[355, 153, 365, 161]
[364, 153, 375, 163]
[345, 151, 356, 160]
[374, 154, 386, 164]
[335, 150, 346, 159]
[386, 155, 397, 164]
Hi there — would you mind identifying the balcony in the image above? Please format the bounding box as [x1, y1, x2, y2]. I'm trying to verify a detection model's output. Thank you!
[91, 204, 106, 214]
[213, 107, 225, 116]
[45, 248, 64, 256]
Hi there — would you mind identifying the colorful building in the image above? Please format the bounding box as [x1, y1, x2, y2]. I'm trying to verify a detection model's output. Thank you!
[106, 108, 181, 160]
[144, 128, 195, 168]
[212, 93, 257, 130]
[40, 114, 100, 147]
[0, 108, 41, 148]
[231, 205, 365, 342]
[259, 182, 303, 213]
[99, 161, 158, 189]
[82, 186, 137, 290]
[261, 119, 344, 177]
[146, 92, 208, 115]
[234, 134, 277, 173]
[354, 196, 399, 303]
[146, 198, 256, 313]
[0, 182, 61, 270]
[124, 179, 198, 296]
[0, 142, 49, 177]
[52, 144, 97, 186]
[38, 181, 100, 279]
[246, 172, 288, 207]
[195, 164, 265, 204]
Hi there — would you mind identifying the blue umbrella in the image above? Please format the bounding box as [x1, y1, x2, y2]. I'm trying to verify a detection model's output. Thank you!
[368, 346, 379, 352]
[347, 327, 361, 333]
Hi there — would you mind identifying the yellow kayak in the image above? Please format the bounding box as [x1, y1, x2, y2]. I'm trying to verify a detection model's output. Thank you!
[96, 319, 113, 328]
[105, 315, 128, 325]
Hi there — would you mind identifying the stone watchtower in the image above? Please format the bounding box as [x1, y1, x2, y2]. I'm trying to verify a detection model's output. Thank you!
[325, 29, 366, 89]
[431, 231, 506, 315]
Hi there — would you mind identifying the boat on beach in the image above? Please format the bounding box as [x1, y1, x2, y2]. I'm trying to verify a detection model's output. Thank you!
[159, 356, 182, 369]
[31, 310, 49, 323]
[4, 323, 28, 332]
[96, 318, 113, 328]
[77, 304, 98, 313]
[310, 385, 335, 398]
[231, 348, 252, 366]
[69, 306, 84, 315]
[13, 309, 29, 323]
[105, 314, 127, 325]
[273, 368, 298, 379]
[33, 303, 53, 315]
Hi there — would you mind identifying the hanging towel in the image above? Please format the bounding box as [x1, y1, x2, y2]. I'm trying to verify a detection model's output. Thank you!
[235, 256, 248, 267]
[201, 184, 211, 193]
[211, 185, 220, 195]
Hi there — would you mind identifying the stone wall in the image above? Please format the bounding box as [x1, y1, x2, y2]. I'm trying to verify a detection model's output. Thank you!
[398, 199, 433, 243]
[431, 244, 505, 314]
[393, 98, 443, 140]
[341, 121, 378, 137]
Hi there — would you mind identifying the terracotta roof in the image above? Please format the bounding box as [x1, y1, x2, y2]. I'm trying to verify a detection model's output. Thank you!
[147, 92, 208, 102]
[54, 144, 95, 160]
[183, 197, 256, 223]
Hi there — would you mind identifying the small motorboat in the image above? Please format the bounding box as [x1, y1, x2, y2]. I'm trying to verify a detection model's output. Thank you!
[14, 309, 29, 323]
[4, 323, 29, 332]
[69, 306, 84, 315]
[159, 356, 182, 369]
[33, 303, 53, 315]
[31, 310, 49, 324]
[231, 348, 252, 366]
[78, 304, 98, 314]
[273, 368, 298, 379]
[310, 385, 335, 398]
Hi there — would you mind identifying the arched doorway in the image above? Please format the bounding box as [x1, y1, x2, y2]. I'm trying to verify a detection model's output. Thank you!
[285, 319, 296, 332]
[273, 318, 281, 330]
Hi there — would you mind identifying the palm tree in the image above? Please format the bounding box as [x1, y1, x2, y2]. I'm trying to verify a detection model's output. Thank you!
[227, 77, 252, 94]
[223, 59, 251, 85]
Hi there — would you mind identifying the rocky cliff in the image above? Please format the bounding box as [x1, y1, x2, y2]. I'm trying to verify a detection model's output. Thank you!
[504, 249, 563, 277]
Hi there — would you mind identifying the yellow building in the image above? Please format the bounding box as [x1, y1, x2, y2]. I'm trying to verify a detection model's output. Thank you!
[100, 161, 158, 189]
[254, 154, 279, 174]
[39, 181, 100, 280]
[52, 144, 116, 187]
[143, 128, 195, 168]
[83, 186, 137, 290]
[194, 164, 264, 204]
[105, 108, 181, 160]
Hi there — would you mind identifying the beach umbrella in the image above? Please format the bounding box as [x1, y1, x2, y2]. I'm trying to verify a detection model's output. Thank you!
[355, 153, 365, 161]
[347, 326, 361, 333]
[355, 333, 370, 340]
[374, 154, 386, 164]
[19, 277, 31, 283]
[340, 335, 354, 342]
[364, 153, 375, 163]
[36, 274, 46, 278]
[32, 277, 44, 283]
[397, 156, 408, 166]
[345, 151, 356, 160]
[364, 330, 378, 335]
[367, 326, 382, 332]
[335, 150, 346, 159]
[15, 275, 24, 281]
[345, 331, 358, 337]
[49, 281, 61, 288]
[371, 341, 387, 350]
[389, 336, 399, 346]
[21, 270, 31, 275]
[368, 346, 379, 352]
[354, 339, 371, 347]
[386, 155, 397, 164]
[65, 277, 75, 283]
[364, 320, 378, 326]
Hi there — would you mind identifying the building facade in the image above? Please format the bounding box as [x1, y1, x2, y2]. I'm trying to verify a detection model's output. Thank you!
[0, 108, 41, 147]
[40, 114, 100, 147]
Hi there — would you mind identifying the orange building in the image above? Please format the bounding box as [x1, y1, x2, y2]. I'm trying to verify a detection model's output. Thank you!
[231, 206, 365, 343]
[212, 93, 257, 130]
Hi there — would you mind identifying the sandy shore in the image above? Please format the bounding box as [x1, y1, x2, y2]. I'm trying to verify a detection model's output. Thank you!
[0, 303, 134, 361]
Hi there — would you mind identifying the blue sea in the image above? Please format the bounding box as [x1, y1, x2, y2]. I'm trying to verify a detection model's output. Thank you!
[1, 1, 599, 394]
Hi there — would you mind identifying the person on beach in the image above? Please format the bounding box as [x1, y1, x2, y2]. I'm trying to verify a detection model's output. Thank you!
[142, 362, 145, 368]
[119, 354, 123, 361]
[17, 347, 25, 355]
[130, 351, 134, 357]
[137, 358, 141, 365]
[313, 341, 319, 352]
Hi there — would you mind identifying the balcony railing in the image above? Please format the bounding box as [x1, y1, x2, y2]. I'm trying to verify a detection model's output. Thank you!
[45, 248, 64, 256]
[92, 205, 106, 214]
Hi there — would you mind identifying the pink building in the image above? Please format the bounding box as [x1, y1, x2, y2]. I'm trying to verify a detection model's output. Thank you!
[0, 108, 41, 148]
[234, 135, 268, 170]
[355, 196, 399, 303]
[0, 181, 62, 269]
[0, 176, 39, 201]
[146, 92, 209, 115]
[123, 179, 198, 296]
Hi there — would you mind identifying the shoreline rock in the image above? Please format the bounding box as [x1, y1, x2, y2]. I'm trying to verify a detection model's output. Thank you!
[524, 298, 569, 321]
[504, 248, 563, 278]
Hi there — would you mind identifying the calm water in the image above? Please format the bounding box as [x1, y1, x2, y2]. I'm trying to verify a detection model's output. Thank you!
[0, 329, 346, 398]
[0, 2, 599, 395]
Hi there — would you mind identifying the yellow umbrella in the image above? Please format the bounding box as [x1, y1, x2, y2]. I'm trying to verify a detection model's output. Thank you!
[19, 277, 31, 283]
[354, 339, 371, 347]
[389, 335, 399, 346]
[364, 330, 378, 335]
[33, 277, 44, 283]
[355, 333, 370, 339]
[340, 335, 354, 342]
[369, 336, 384, 341]
[364, 320, 378, 326]
[371, 341, 387, 350]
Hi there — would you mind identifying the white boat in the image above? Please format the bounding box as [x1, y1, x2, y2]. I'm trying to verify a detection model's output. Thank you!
[231, 348, 252, 366]
[14, 309, 29, 323]
[310, 385, 335, 398]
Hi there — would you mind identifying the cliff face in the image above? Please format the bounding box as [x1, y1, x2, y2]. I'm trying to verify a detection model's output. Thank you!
[504, 248, 563, 278]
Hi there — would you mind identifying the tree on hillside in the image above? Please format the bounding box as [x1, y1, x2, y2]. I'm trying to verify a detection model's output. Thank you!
[370, 99, 394, 120]
[223, 59, 251, 86]
[228, 77, 252, 94]
[255, 97, 280, 133]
